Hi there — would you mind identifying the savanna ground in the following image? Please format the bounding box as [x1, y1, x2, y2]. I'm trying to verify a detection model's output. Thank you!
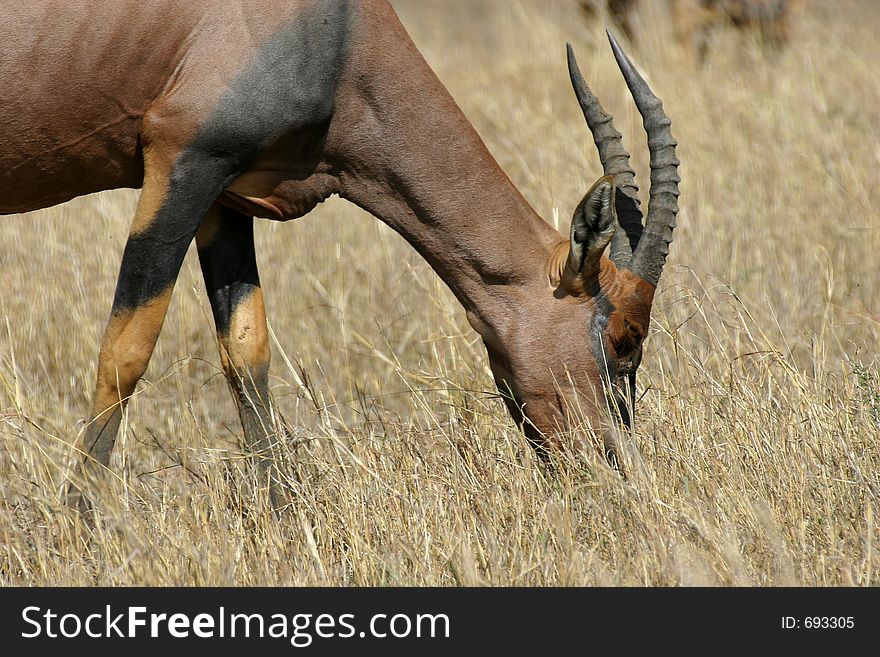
[1, 0, 878, 586]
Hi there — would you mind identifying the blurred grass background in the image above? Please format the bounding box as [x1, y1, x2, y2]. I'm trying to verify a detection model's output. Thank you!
[0, 0, 877, 585]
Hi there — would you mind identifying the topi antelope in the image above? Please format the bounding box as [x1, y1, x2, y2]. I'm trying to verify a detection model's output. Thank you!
[582, 0, 801, 62]
[672, 0, 802, 63]
[579, 0, 640, 42]
[0, 1, 678, 511]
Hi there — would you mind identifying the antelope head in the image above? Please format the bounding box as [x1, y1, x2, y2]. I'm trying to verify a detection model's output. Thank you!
[486, 33, 679, 462]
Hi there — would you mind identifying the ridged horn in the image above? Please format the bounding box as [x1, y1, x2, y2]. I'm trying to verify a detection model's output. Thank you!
[566, 42, 642, 268]
[607, 30, 680, 288]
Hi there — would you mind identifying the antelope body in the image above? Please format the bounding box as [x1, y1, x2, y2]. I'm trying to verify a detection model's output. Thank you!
[673, 0, 800, 62]
[579, 0, 640, 42]
[583, 0, 800, 62]
[0, 0, 679, 509]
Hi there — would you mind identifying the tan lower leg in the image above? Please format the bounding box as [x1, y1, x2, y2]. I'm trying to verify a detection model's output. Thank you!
[218, 288, 281, 503]
[66, 290, 173, 510]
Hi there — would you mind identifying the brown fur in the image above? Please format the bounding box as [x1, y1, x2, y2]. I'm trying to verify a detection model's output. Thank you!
[2, 1, 676, 508]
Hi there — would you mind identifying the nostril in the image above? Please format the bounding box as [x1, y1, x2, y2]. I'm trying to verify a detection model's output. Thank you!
[615, 357, 636, 376]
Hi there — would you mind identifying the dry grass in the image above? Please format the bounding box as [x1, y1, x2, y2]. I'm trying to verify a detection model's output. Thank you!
[1, 0, 878, 586]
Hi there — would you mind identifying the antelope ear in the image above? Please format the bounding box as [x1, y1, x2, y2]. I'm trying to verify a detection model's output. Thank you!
[569, 175, 617, 275]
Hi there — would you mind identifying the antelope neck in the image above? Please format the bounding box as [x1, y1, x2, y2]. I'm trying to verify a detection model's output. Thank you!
[333, 1, 562, 339]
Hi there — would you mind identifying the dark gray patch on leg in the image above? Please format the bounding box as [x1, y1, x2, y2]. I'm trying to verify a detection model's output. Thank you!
[116, 1, 354, 311]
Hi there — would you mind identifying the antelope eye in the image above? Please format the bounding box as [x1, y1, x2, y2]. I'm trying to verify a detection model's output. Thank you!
[608, 316, 643, 360]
